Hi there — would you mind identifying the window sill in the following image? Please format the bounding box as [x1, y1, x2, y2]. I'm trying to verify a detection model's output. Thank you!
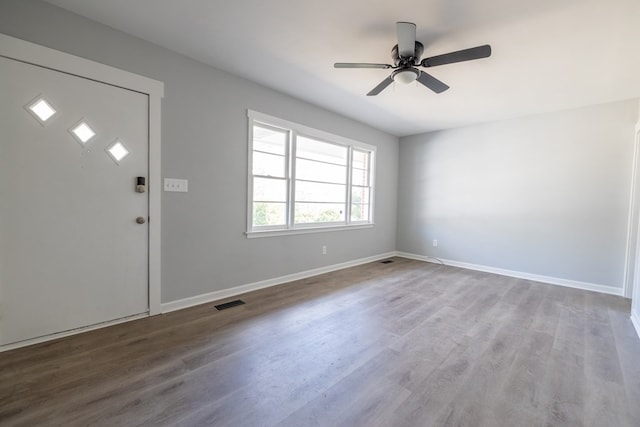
[246, 223, 374, 239]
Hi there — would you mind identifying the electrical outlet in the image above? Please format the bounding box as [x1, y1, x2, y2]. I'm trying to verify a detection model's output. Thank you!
[164, 178, 188, 192]
[322, 245, 327, 255]
[433, 240, 438, 247]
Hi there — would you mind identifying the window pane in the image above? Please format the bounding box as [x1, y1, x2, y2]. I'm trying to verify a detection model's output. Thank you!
[351, 186, 370, 204]
[253, 151, 285, 177]
[253, 177, 287, 202]
[352, 150, 369, 170]
[296, 158, 346, 184]
[253, 125, 286, 155]
[351, 204, 370, 222]
[295, 181, 346, 203]
[295, 203, 345, 224]
[253, 202, 286, 226]
[351, 168, 369, 187]
[297, 136, 347, 165]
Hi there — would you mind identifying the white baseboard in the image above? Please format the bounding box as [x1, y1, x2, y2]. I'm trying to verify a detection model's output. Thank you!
[163, 250, 626, 314]
[8, 250, 627, 352]
[395, 251, 624, 297]
[0, 312, 148, 353]
[632, 310, 640, 340]
[161, 252, 397, 313]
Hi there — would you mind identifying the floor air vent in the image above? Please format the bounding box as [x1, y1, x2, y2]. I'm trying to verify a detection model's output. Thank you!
[380, 260, 394, 264]
[215, 300, 246, 311]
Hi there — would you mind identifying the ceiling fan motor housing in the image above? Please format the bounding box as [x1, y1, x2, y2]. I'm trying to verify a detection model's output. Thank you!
[392, 41, 424, 67]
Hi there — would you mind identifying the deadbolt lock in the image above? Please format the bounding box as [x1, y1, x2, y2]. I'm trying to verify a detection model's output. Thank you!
[136, 176, 146, 193]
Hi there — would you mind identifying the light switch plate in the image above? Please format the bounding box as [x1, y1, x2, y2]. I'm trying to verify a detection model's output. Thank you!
[164, 178, 188, 192]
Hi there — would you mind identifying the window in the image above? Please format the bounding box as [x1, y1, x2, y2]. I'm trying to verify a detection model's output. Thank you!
[248, 110, 375, 237]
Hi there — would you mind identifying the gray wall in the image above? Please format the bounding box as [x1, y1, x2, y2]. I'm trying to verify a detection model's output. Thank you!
[398, 100, 639, 288]
[0, 0, 398, 303]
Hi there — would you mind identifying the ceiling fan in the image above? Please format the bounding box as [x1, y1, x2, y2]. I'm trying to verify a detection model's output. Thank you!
[335, 22, 492, 96]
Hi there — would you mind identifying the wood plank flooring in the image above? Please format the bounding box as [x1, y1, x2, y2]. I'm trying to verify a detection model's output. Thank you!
[1, 257, 639, 426]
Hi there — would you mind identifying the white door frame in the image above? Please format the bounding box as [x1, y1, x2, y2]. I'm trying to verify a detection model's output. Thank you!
[623, 121, 640, 299]
[0, 33, 163, 315]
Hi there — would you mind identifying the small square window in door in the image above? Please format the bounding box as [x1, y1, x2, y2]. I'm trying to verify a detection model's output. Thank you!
[69, 120, 96, 145]
[106, 139, 130, 164]
[25, 95, 57, 125]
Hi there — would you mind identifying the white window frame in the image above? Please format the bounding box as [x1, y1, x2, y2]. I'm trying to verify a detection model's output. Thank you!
[247, 110, 375, 238]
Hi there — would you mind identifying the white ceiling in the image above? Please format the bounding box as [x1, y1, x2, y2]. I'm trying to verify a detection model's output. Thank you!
[44, 0, 640, 137]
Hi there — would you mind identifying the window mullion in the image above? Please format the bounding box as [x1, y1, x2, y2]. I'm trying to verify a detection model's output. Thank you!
[288, 130, 296, 229]
[346, 147, 353, 225]
[368, 151, 374, 223]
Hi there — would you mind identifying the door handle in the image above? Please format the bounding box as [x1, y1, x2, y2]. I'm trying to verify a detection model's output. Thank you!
[136, 216, 146, 224]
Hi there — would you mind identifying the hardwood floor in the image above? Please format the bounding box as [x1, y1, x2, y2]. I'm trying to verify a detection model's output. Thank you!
[1, 257, 639, 426]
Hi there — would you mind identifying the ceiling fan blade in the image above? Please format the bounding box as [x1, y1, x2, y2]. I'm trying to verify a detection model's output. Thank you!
[416, 71, 449, 93]
[396, 22, 416, 57]
[367, 76, 394, 96]
[421, 45, 492, 67]
[334, 63, 392, 69]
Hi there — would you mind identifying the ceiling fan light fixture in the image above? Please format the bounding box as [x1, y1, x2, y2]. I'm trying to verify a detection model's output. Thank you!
[392, 68, 419, 84]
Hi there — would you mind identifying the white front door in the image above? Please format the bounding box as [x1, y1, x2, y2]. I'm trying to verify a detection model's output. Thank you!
[0, 55, 149, 346]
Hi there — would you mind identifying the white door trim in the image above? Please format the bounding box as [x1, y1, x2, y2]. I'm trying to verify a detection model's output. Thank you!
[0, 33, 163, 315]
[623, 122, 640, 299]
